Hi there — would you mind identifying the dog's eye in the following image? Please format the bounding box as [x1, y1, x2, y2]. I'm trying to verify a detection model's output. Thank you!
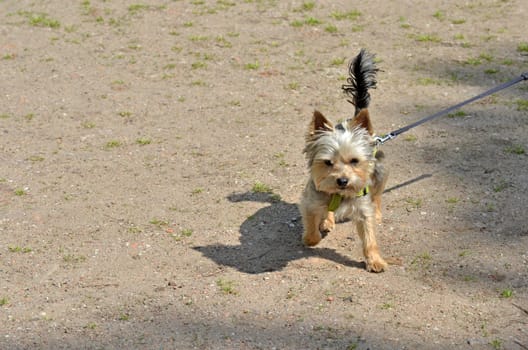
[324, 160, 333, 166]
[350, 158, 359, 165]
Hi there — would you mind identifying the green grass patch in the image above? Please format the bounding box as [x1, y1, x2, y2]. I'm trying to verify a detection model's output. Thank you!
[287, 82, 299, 90]
[298, 1, 315, 11]
[18, 11, 60, 28]
[464, 57, 482, 66]
[417, 77, 442, 86]
[128, 4, 150, 14]
[515, 99, 528, 111]
[171, 228, 194, 241]
[479, 53, 493, 62]
[84, 322, 97, 329]
[14, 189, 26, 196]
[331, 57, 345, 66]
[493, 181, 509, 193]
[398, 17, 411, 29]
[149, 218, 169, 227]
[291, 17, 323, 27]
[330, 10, 361, 21]
[217, 0, 236, 8]
[499, 288, 513, 298]
[8, 246, 32, 253]
[252, 181, 272, 193]
[215, 36, 232, 48]
[104, 140, 122, 149]
[517, 42, 528, 53]
[136, 138, 151, 146]
[459, 250, 470, 257]
[403, 134, 417, 142]
[411, 252, 432, 269]
[414, 34, 442, 43]
[181, 228, 193, 237]
[273, 152, 289, 167]
[380, 302, 394, 310]
[490, 339, 502, 350]
[191, 80, 206, 87]
[244, 61, 260, 70]
[304, 17, 322, 26]
[504, 144, 525, 155]
[451, 19, 466, 25]
[189, 35, 209, 42]
[447, 110, 467, 118]
[63, 254, 86, 263]
[290, 19, 304, 27]
[27, 155, 45, 162]
[191, 187, 203, 195]
[216, 278, 237, 295]
[325, 24, 338, 33]
[405, 197, 422, 210]
[191, 61, 207, 69]
[432, 10, 445, 20]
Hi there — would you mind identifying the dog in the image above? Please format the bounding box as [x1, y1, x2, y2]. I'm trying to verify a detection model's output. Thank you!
[300, 49, 389, 272]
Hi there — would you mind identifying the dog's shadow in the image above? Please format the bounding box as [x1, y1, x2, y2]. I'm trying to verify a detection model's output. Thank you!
[193, 192, 365, 274]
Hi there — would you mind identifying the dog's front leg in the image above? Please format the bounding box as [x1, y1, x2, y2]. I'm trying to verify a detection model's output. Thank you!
[319, 211, 335, 233]
[356, 217, 387, 272]
[301, 206, 324, 246]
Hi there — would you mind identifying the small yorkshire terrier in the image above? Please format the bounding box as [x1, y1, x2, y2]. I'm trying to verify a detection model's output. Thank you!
[300, 49, 389, 272]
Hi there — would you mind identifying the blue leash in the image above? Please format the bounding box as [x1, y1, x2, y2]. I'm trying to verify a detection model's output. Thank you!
[375, 72, 528, 145]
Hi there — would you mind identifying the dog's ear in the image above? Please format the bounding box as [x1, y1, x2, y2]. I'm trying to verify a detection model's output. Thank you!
[348, 108, 374, 135]
[308, 110, 333, 139]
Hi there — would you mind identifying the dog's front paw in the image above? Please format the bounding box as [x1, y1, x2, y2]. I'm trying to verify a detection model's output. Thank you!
[302, 231, 322, 246]
[319, 218, 335, 234]
[365, 255, 388, 273]
[319, 211, 335, 234]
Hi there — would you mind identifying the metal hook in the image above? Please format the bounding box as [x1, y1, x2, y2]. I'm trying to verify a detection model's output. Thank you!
[374, 133, 396, 146]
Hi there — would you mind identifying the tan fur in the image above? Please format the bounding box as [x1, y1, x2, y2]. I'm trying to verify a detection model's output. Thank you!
[300, 109, 388, 272]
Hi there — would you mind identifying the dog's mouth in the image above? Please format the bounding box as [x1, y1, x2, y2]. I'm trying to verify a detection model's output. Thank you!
[314, 174, 366, 196]
[323, 184, 364, 197]
[336, 179, 369, 197]
[337, 187, 362, 196]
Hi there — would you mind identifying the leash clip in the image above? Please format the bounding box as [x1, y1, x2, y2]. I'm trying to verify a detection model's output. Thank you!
[374, 133, 396, 145]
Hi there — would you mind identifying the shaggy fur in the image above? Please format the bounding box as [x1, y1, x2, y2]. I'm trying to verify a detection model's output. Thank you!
[299, 50, 388, 272]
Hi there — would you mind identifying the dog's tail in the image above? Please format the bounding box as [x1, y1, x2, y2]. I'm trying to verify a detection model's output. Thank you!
[342, 49, 378, 115]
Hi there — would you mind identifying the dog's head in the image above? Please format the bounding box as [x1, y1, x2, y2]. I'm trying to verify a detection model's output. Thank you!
[304, 109, 376, 196]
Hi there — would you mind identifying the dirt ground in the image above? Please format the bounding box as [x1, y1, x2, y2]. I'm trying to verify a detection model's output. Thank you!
[1, 0, 527, 349]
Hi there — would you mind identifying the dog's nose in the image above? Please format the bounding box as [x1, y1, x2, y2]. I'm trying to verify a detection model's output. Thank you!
[336, 177, 349, 188]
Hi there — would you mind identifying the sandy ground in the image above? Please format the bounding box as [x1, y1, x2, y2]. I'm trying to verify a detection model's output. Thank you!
[1, 0, 528, 349]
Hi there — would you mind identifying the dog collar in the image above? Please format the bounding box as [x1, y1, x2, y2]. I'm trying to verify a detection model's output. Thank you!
[328, 186, 369, 212]
[328, 193, 342, 212]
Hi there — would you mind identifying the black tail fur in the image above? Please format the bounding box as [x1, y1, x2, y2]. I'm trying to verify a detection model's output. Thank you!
[342, 49, 378, 115]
